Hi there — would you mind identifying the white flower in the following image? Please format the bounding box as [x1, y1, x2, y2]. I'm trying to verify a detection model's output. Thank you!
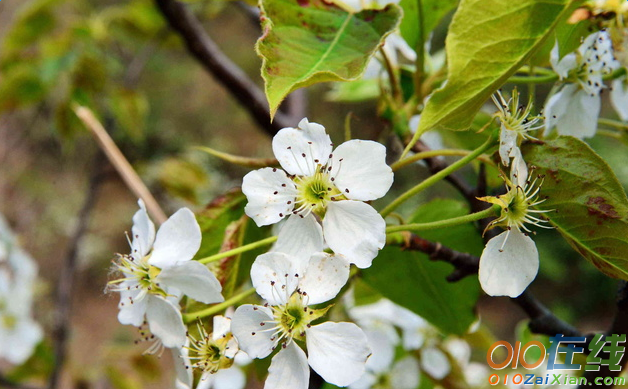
[242, 118, 393, 268]
[231, 251, 371, 389]
[0, 269, 43, 365]
[0, 215, 42, 365]
[174, 316, 248, 389]
[478, 175, 552, 297]
[108, 200, 224, 348]
[546, 31, 620, 138]
[349, 329, 420, 389]
[491, 89, 542, 187]
[611, 76, 628, 121]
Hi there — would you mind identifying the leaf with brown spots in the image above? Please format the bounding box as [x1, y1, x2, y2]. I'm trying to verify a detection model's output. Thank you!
[522, 136, 628, 280]
[257, 0, 401, 119]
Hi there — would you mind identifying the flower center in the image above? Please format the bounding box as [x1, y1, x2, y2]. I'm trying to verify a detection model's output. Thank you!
[293, 167, 343, 216]
[108, 254, 167, 298]
[480, 173, 552, 234]
[187, 326, 236, 374]
[273, 292, 313, 342]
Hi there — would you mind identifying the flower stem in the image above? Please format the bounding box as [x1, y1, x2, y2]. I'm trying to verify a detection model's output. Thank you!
[380, 47, 402, 103]
[598, 118, 628, 131]
[197, 236, 277, 264]
[385, 204, 500, 233]
[381, 136, 497, 218]
[602, 66, 626, 81]
[391, 148, 495, 172]
[182, 287, 256, 323]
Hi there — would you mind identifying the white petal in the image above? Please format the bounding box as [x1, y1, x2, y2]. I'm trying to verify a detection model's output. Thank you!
[550, 40, 576, 79]
[231, 304, 276, 359]
[265, 342, 310, 389]
[157, 261, 223, 304]
[273, 214, 324, 265]
[132, 199, 156, 259]
[363, 329, 395, 374]
[390, 356, 421, 389]
[242, 168, 298, 227]
[444, 338, 471, 367]
[347, 372, 377, 389]
[172, 341, 193, 389]
[552, 86, 600, 139]
[479, 229, 539, 298]
[1, 317, 42, 364]
[214, 367, 247, 389]
[508, 146, 528, 187]
[330, 140, 393, 201]
[498, 127, 517, 166]
[197, 373, 214, 389]
[323, 201, 386, 268]
[611, 77, 628, 121]
[251, 252, 300, 306]
[117, 282, 148, 327]
[149, 208, 201, 269]
[306, 322, 371, 387]
[298, 253, 349, 305]
[212, 315, 232, 341]
[544, 86, 571, 132]
[145, 296, 186, 348]
[421, 347, 451, 380]
[272, 119, 332, 176]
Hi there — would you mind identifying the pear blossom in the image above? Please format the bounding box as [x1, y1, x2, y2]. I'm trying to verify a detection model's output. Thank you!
[242, 118, 393, 268]
[231, 251, 371, 389]
[491, 89, 542, 187]
[349, 329, 420, 389]
[477, 173, 552, 297]
[174, 316, 248, 389]
[107, 200, 224, 348]
[545, 31, 620, 138]
[0, 215, 42, 365]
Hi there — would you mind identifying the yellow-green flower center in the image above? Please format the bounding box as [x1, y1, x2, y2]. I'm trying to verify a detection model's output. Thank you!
[188, 331, 236, 374]
[294, 167, 343, 215]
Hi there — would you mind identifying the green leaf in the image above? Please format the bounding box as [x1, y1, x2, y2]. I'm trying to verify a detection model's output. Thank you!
[399, 0, 458, 49]
[257, 0, 401, 118]
[362, 199, 481, 335]
[414, 0, 575, 135]
[522, 136, 628, 280]
[194, 189, 247, 260]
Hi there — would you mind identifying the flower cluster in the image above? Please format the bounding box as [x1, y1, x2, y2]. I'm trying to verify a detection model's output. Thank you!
[0, 214, 42, 364]
[107, 119, 394, 389]
[546, 30, 620, 138]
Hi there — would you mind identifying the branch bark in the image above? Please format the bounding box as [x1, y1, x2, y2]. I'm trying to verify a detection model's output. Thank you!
[48, 154, 104, 389]
[399, 233, 584, 339]
[154, 0, 296, 136]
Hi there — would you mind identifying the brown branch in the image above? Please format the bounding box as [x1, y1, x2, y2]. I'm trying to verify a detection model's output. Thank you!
[154, 0, 296, 136]
[577, 281, 628, 389]
[399, 233, 584, 339]
[48, 154, 104, 389]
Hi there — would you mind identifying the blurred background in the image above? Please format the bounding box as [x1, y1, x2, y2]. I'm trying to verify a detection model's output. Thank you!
[0, 0, 626, 387]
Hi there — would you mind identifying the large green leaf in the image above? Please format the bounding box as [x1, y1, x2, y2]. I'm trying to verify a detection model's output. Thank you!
[362, 199, 481, 335]
[399, 0, 458, 49]
[522, 136, 628, 280]
[257, 0, 401, 118]
[414, 0, 574, 135]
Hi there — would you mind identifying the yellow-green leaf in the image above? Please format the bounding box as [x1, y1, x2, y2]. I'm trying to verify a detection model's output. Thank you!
[413, 0, 575, 138]
[257, 0, 401, 118]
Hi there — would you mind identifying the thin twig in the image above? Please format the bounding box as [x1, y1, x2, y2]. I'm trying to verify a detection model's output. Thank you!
[398, 233, 584, 339]
[48, 154, 105, 389]
[74, 106, 167, 224]
[154, 0, 296, 136]
[577, 281, 628, 389]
